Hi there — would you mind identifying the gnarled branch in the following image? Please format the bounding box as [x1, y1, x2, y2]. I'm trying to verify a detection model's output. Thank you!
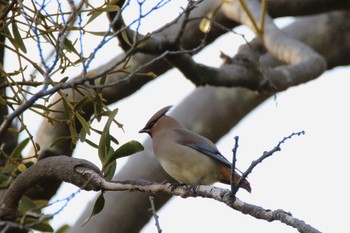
[0, 156, 102, 220]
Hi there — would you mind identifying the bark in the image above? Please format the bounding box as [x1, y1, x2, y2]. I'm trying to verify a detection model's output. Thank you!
[0, 156, 101, 221]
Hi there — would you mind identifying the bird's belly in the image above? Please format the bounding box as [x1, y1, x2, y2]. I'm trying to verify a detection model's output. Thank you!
[156, 146, 218, 185]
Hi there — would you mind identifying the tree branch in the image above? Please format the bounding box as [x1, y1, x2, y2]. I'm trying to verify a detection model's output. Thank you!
[232, 131, 305, 195]
[0, 156, 321, 233]
[99, 180, 320, 233]
[0, 156, 102, 220]
[266, 0, 350, 17]
[105, 0, 328, 93]
[165, 0, 329, 92]
[222, 0, 327, 90]
[148, 196, 162, 233]
[0, 132, 318, 233]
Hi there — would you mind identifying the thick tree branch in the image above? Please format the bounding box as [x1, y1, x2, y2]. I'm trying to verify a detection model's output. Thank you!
[0, 156, 102, 220]
[165, 42, 268, 90]
[266, 0, 350, 17]
[222, 0, 327, 90]
[106, 0, 328, 92]
[0, 155, 320, 233]
[107, 0, 202, 55]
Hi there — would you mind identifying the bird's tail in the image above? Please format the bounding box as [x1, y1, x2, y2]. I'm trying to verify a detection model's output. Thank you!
[235, 174, 252, 193]
[218, 166, 252, 193]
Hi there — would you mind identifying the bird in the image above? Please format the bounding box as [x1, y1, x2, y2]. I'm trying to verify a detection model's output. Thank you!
[139, 105, 251, 193]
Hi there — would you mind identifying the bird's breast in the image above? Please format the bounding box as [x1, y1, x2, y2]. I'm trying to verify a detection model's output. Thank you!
[153, 138, 218, 185]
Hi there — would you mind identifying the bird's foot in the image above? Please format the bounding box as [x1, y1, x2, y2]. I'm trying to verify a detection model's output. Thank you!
[189, 177, 204, 194]
[169, 182, 187, 192]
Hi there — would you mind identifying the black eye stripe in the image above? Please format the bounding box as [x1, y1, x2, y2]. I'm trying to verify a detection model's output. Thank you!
[149, 121, 157, 128]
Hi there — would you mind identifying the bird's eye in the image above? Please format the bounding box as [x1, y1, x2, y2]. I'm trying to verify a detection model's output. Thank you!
[149, 121, 157, 128]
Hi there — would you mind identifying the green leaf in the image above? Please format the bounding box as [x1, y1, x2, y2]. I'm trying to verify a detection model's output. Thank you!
[93, 94, 104, 121]
[98, 131, 110, 162]
[98, 108, 118, 161]
[60, 76, 69, 83]
[19, 196, 38, 214]
[102, 5, 120, 12]
[104, 140, 144, 167]
[3, 24, 12, 39]
[33, 199, 49, 207]
[99, 74, 107, 85]
[102, 159, 116, 180]
[0, 174, 12, 188]
[90, 127, 103, 135]
[84, 139, 98, 148]
[136, 33, 150, 48]
[82, 192, 105, 226]
[69, 123, 78, 145]
[62, 98, 72, 119]
[35, 142, 41, 152]
[76, 113, 91, 136]
[74, 96, 90, 111]
[56, 224, 70, 233]
[121, 30, 132, 46]
[86, 30, 112, 36]
[92, 192, 105, 215]
[31, 222, 54, 232]
[0, 96, 6, 105]
[50, 136, 71, 148]
[85, 10, 103, 26]
[63, 38, 79, 55]
[12, 21, 27, 53]
[79, 125, 87, 142]
[0, 174, 10, 184]
[2, 162, 17, 176]
[85, 5, 119, 27]
[109, 134, 119, 145]
[33, 104, 48, 110]
[10, 137, 30, 158]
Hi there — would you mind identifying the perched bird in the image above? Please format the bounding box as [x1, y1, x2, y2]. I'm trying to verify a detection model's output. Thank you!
[139, 106, 251, 193]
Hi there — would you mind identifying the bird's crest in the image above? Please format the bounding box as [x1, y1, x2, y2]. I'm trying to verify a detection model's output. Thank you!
[143, 105, 173, 130]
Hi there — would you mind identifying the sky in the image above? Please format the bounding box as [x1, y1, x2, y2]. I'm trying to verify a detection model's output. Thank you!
[5, 1, 350, 232]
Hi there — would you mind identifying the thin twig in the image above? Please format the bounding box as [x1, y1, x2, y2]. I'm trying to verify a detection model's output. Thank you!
[174, 0, 202, 45]
[148, 196, 162, 233]
[259, 0, 267, 34]
[230, 136, 239, 192]
[233, 131, 305, 195]
[238, 0, 261, 37]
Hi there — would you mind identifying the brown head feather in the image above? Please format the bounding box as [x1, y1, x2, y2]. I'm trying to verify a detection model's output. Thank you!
[139, 105, 173, 135]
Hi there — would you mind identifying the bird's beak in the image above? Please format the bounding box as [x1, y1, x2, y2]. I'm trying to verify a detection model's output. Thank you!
[139, 128, 149, 134]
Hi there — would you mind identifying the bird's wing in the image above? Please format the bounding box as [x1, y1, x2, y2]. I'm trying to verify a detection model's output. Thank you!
[174, 128, 231, 168]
